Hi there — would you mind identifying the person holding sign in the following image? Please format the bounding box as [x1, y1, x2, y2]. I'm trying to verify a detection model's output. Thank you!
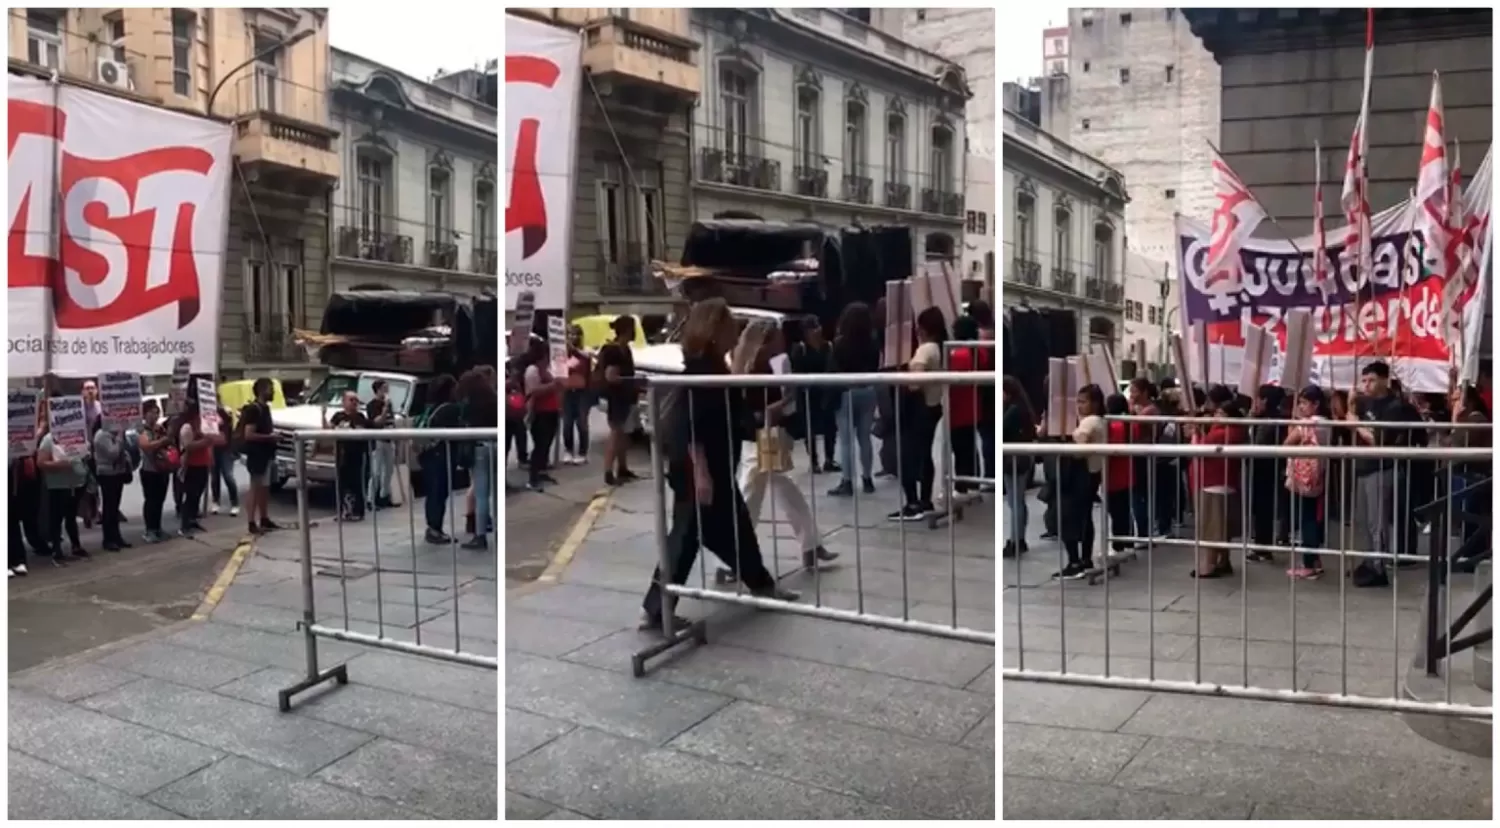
[35, 398, 89, 564]
[136, 399, 177, 543]
[177, 399, 223, 537]
[92, 412, 135, 552]
[325, 390, 370, 522]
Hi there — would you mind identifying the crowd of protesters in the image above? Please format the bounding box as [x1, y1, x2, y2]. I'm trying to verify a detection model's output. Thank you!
[9, 368, 502, 577]
[1002, 360, 1493, 584]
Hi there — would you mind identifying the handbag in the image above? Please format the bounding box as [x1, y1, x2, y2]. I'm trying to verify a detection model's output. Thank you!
[754, 427, 793, 474]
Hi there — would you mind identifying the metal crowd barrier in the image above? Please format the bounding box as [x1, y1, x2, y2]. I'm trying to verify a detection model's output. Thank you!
[631, 371, 996, 677]
[278, 427, 498, 711]
[1002, 431, 1492, 719]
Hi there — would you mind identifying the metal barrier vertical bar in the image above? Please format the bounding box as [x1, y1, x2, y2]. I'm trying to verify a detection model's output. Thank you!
[1445, 459, 1455, 702]
[804, 398, 823, 609]
[726, 390, 743, 597]
[895, 389, 909, 621]
[297, 437, 318, 675]
[446, 442, 460, 648]
[1339, 442, 1350, 695]
[1192, 451, 1203, 686]
[1391, 456, 1400, 700]
[1146, 445, 1155, 682]
[406, 437, 422, 648]
[651, 386, 674, 640]
[1101, 440, 1112, 677]
[850, 393, 865, 616]
[367, 449, 384, 641]
[1289, 488, 1299, 691]
[1012, 453, 1024, 671]
[333, 437, 351, 631]
[1057, 456, 1068, 671]
[943, 364, 958, 629]
[1240, 455, 1250, 688]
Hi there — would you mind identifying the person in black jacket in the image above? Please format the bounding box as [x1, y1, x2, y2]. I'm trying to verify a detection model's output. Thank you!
[827, 302, 881, 496]
[1247, 384, 1288, 561]
[790, 315, 839, 473]
[1001, 374, 1036, 557]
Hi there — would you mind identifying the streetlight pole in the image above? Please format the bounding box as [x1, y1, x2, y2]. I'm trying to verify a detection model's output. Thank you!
[206, 28, 315, 116]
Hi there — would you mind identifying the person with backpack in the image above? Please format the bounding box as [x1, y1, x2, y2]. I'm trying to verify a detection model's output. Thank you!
[1284, 386, 1332, 579]
[92, 413, 136, 552]
[136, 399, 177, 543]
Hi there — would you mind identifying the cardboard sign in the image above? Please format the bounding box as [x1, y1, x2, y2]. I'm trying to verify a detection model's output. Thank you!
[509, 290, 536, 357]
[1170, 332, 1194, 397]
[1280, 308, 1315, 391]
[1237, 324, 1276, 393]
[47, 394, 89, 461]
[882, 280, 913, 367]
[169, 357, 191, 415]
[918, 259, 961, 323]
[547, 315, 568, 376]
[1045, 357, 1070, 436]
[8, 389, 40, 461]
[1087, 343, 1118, 392]
[196, 378, 220, 435]
[98, 372, 142, 431]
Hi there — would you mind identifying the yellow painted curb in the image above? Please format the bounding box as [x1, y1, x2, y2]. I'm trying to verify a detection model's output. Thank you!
[536, 490, 612, 584]
[192, 538, 254, 621]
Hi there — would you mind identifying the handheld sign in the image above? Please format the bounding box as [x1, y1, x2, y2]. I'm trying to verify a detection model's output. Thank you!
[196, 378, 221, 435]
[1045, 357, 1069, 436]
[547, 315, 568, 376]
[47, 395, 89, 461]
[8, 389, 40, 461]
[509, 290, 536, 357]
[99, 372, 142, 431]
[1280, 308, 1316, 391]
[169, 357, 191, 415]
[1238, 324, 1275, 393]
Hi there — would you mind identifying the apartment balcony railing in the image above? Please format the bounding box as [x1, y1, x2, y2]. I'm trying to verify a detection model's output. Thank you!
[426, 240, 459, 270]
[794, 164, 829, 199]
[884, 181, 912, 210]
[581, 13, 699, 97]
[231, 72, 338, 182]
[472, 248, 498, 275]
[1084, 276, 1126, 307]
[842, 173, 873, 205]
[600, 243, 667, 295]
[1011, 257, 1041, 287]
[697, 129, 782, 192]
[921, 187, 963, 218]
[336, 225, 413, 265]
[1051, 267, 1077, 295]
[242, 318, 308, 364]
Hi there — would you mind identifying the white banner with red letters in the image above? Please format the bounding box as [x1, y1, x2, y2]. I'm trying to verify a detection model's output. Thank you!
[505, 15, 582, 311]
[8, 76, 231, 378]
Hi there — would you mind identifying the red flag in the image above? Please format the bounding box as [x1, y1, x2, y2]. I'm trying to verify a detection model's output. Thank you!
[1416, 72, 1451, 277]
[1203, 148, 1268, 295]
[1340, 9, 1375, 287]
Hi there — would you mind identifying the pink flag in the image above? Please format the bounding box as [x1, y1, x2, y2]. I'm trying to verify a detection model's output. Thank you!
[1202, 148, 1268, 295]
[1312, 141, 1332, 301]
[1416, 72, 1450, 276]
[1341, 10, 1375, 287]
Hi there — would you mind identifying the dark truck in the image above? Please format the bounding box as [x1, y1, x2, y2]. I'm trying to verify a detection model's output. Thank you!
[269, 289, 497, 490]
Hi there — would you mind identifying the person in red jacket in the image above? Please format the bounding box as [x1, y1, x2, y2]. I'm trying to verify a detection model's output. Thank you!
[1103, 394, 1136, 552]
[946, 316, 985, 494]
[1187, 398, 1247, 578]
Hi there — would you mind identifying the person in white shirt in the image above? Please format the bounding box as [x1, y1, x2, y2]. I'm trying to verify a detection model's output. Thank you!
[1055, 384, 1107, 580]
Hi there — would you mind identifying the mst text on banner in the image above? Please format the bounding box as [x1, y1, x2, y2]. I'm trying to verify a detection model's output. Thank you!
[505, 15, 582, 312]
[1174, 150, 1492, 392]
[8, 76, 232, 378]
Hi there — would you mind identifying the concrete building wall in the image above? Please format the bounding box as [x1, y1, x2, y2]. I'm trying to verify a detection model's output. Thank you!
[964, 154, 996, 286]
[882, 8, 996, 159]
[1065, 8, 1220, 273]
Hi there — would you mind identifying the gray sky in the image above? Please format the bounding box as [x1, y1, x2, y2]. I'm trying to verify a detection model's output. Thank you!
[1000, 4, 1068, 85]
[331, 11, 495, 83]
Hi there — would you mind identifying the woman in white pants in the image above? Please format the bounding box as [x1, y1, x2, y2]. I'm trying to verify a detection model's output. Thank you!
[726, 320, 838, 576]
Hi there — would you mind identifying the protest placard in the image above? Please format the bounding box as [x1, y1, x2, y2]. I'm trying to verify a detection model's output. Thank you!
[882, 280, 913, 367]
[548, 315, 568, 376]
[1238, 324, 1276, 393]
[99, 372, 142, 431]
[8, 389, 40, 461]
[47, 395, 89, 461]
[1045, 357, 1069, 436]
[509, 290, 536, 357]
[1280, 308, 1316, 391]
[196, 378, 221, 435]
[169, 357, 191, 415]
[1087, 343, 1118, 392]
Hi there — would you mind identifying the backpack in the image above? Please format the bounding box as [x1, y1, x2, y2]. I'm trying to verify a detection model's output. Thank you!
[1286, 422, 1325, 497]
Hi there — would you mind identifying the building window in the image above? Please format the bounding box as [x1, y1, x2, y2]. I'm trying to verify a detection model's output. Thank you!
[795, 82, 821, 170]
[474, 179, 495, 251]
[171, 10, 194, 97]
[281, 242, 304, 328]
[930, 123, 954, 193]
[719, 64, 757, 163]
[598, 171, 622, 266]
[1148, 305, 1158, 325]
[638, 186, 664, 263]
[886, 112, 906, 188]
[245, 240, 302, 334]
[1054, 205, 1072, 269]
[253, 32, 282, 112]
[1165, 64, 1175, 83]
[966, 210, 987, 235]
[844, 99, 867, 175]
[427, 166, 452, 246]
[1166, 9, 1175, 22]
[1015, 190, 1036, 261]
[1081, 118, 1091, 131]
[916, 9, 926, 21]
[1082, 61, 1090, 72]
[1052, 37, 1063, 53]
[1164, 188, 1176, 199]
[1120, 68, 1130, 84]
[1120, 12, 1132, 25]
[25, 10, 61, 69]
[1094, 222, 1114, 282]
[355, 149, 392, 236]
[105, 15, 126, 63]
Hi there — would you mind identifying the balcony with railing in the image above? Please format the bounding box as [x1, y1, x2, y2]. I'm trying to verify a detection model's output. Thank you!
[1010, 256, 1041, 287]
[794, 164, 829, 199]
[231, 72, 339, 182]
[242, 317, 309, 364]
[920, 187, 963, 218]
[696, 127, 782, 192]
[842, 171, 873, 205]
[599, 243, 668, 296]
[884, 180, 912, 210]
[578, 12, 699, 98]
[472, 247, 497, 275]
[1050, 267, 1077, 295]
[336, 223, 414, 266]
[425, 239, 459, 270]
[1084, 274, 1126, 307]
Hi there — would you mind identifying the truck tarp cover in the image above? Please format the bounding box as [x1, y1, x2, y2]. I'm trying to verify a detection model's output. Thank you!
[319, 290, 480, 371]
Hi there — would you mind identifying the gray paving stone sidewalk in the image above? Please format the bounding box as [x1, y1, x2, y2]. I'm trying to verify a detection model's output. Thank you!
[506, 471, 996, 820]
[9, 510, 498, 820]
[1002, 492, 1493, 820]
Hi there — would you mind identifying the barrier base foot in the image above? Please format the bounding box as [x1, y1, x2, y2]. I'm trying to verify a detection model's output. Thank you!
[277, 663, 349, 712]
[630, 620, 708, 678]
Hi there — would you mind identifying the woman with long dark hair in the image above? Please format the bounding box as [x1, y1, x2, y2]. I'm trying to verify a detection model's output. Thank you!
[522, 338, 562, 491]
[459, 368, 498, 549]
[137, 399, 174, 544]
[827, 301, 880, 497]
[891, 307, 948, 521]
[1054, 383, 1107, 579]
[418, 373, 463, 543]
[1001, 374, 1036, 557]
[641, 299, 796, 632]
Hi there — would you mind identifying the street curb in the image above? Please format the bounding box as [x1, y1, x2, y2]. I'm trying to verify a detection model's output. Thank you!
[190, 536, 255, 621]
[533, 488, 613, 587]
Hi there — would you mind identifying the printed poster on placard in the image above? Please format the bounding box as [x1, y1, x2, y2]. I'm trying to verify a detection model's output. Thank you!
[8, 76, 230, 378]
[169, 357, 191, 414]
[547, 316, 567, 376]
[99, 372, 142, 431]
[196, 377, 220, 435]
[8, 388, 40, 461]
[47, 394, 89, 461]
[509, 290, 536, 357]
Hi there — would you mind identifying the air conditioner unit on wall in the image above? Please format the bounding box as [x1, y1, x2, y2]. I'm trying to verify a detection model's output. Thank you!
[95, 58, 134, 91]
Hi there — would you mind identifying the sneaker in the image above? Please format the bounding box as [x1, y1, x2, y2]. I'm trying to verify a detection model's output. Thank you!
[604, 471, 618, 486]
[887, 505, 927, 522]
[827, 481, 854, 497]
[1247, 551, 1273, 563]
[70, 547, 91, 560]
[13, 563, 27, 576]
[461, 536, 487, 550]
[802, 547, 839, 568]
[210, 502, 221, 515]
[425, 529, 453, 545]
[822, 461, 842, 474]
[862, 477, 876, 495]
[229, 506, 240, 517]
[1286, 567, 1323, 580]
